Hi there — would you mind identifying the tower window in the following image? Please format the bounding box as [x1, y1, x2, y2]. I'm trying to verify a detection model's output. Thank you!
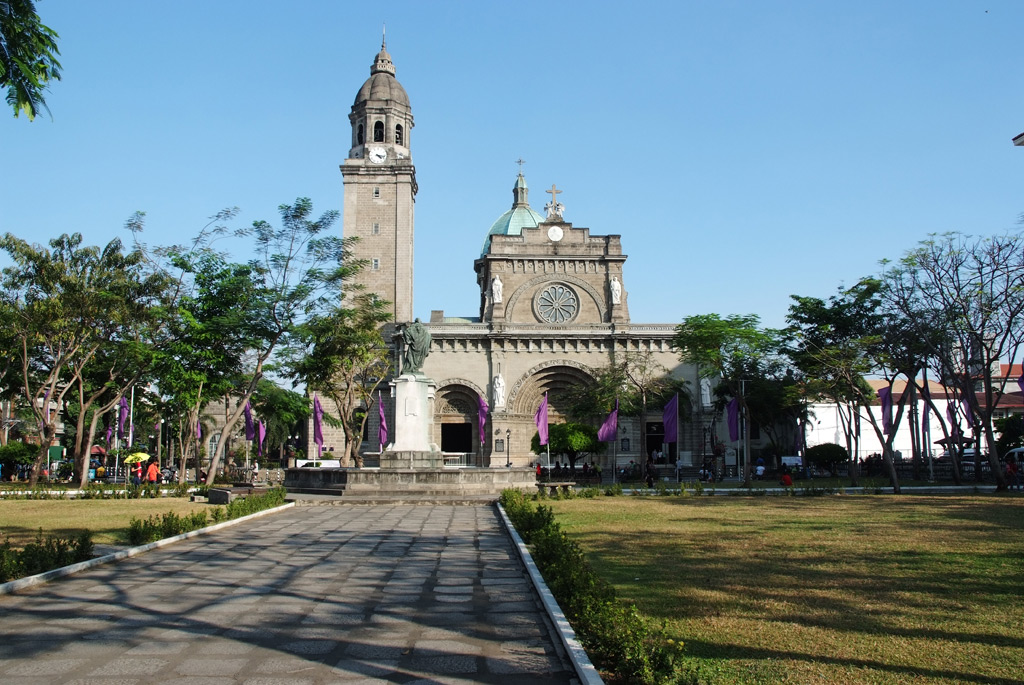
[373, 121, 384, 142]
[373, 187, 380, 198]
[372, 222, 380, 235]
[357, 123, 364, 145]
[395, 124, 404, 146]
[371, 258, 380, 271]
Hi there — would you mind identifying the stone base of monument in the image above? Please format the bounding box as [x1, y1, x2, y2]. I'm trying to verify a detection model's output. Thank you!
[283, 458, 535, 503]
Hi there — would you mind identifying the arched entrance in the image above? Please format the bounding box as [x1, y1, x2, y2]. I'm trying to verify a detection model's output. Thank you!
[435, 381, 485, 466]
[505, 362, 596, 466]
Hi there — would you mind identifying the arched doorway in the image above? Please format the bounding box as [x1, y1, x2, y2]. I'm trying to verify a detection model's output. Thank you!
[435, 382, 485, 466]
[506, 362, 596, 466]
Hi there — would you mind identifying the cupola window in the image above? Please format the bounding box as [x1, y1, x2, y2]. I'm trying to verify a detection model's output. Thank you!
[395, 124, 404, 146]
[373, 121, 384, 142]
[357, 123, 364, 145]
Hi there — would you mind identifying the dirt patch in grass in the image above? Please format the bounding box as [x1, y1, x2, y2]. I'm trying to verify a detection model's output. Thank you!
[0, 498, 218, 547]
[547, 494, 1024, 684]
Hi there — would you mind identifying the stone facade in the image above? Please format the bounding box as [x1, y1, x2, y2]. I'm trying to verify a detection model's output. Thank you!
[333, 42, 717, 471]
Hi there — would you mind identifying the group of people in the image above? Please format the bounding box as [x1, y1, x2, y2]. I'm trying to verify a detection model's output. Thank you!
[537, 460, 602, 481]
[130, 458, 161, 486]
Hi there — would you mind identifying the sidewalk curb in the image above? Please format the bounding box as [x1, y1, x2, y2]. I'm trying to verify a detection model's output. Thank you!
[0, 502, 295, 596]
[496, 502, 604, 685]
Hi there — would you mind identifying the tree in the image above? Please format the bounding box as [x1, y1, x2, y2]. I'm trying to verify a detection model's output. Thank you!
[249, 379, 309, 460]
[530, 422, 603, 469]
[289, 291, 392, 468]
[1, 0, 61, 120]
[0, 233, 158, 486]
[804, 443, 848, 477]
[883, 232, 1024, 490]
[558, 351, 687, 460]
[788, 281, 894, 488]
[0, 440, 33, 479]
[672, 314, 787, 487]
[995, 414, 1024, 456]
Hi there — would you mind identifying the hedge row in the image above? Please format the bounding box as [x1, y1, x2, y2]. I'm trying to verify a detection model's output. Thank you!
[499, 489, 684, 684]
[127, 487, 288, 545]
[0, 530, 94, 583]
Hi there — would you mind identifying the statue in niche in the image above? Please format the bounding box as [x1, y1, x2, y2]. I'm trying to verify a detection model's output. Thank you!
[491, 275, 503, 303]
[700, 378, 713, 407]
[492, 373, 505, 407]
[400, 319, 432, 375]
[610, 276, 622, 305]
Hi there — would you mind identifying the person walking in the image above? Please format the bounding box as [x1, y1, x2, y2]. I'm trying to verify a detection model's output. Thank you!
[146, 459, 159, 486]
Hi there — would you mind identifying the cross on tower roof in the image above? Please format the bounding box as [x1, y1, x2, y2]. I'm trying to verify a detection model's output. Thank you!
[515, 158, 526, 174]
[545, 184, 561, 203]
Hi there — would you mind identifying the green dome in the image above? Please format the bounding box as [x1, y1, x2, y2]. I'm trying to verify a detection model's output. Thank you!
[481, 174, 544, 255]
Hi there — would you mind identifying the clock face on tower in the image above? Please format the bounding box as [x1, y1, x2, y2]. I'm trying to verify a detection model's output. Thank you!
[368, 146, 388, 164]
[547, 225, 564, 242]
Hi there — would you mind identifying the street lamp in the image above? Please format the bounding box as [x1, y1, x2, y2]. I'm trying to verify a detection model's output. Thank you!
[505, 428, 511, 468]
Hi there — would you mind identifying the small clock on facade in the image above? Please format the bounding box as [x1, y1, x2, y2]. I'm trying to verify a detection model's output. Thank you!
[547, 225, 564, 242]
[368, 146, 388, 164]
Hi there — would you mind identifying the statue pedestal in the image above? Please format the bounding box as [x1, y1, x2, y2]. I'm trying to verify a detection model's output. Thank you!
[387, 374, 438, 454]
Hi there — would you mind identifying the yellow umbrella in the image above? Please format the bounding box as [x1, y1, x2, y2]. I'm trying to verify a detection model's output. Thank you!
[123, 452, 150, 464]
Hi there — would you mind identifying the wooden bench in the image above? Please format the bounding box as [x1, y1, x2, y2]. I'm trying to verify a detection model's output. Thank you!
[536, 481, 576, 495]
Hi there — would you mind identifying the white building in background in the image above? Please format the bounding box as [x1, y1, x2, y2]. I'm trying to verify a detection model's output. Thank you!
[805, 373, 1024, 461]
[805, 380, 957, 462]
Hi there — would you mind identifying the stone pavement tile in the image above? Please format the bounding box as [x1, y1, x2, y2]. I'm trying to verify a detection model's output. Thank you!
[1, 657, 89, 676]
[0, 505, 577, 684]
[88, 658, 169, 676]
[173, 658, 249, 676]
[330, 657, 400, 680]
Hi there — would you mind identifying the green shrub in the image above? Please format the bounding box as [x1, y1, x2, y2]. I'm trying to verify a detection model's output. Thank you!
[805, 443, 849, 476]
[0, 530, 94, 582]
[604, 482, 623, 497]
[224, 487, 286, 519]
[499, 490, 682, 683]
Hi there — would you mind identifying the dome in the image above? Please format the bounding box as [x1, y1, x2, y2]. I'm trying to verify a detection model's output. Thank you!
[481, 174, 545, 255]
[354, 45, 410, 108]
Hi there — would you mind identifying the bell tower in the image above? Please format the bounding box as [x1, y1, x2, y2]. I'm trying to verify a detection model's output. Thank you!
[341, 39, 417, 322]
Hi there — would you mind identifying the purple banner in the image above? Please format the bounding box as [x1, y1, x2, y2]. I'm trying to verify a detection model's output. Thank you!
[535, 393, 549, 446]
[378, 391, 388, 447]
[244, 401, 255, 441]
[727, 398, 739, 442]
[313, 394, 324, 457]
[662, 393, 678, 444]
[478, 394, 489, 445]
[597, 399, 618, 442]
[947, 402, 961, 436]
[878, 387, 892, 435]
[118, 395, 129, 439]
[257, 421, 266, 457]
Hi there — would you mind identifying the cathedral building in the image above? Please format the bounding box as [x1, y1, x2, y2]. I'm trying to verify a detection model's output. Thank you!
[335, 41, 709, 469]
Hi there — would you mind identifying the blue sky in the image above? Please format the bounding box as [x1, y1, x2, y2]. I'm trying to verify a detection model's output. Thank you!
[3, 1, 1022, 328]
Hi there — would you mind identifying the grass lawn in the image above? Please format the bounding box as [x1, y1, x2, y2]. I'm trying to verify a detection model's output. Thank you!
[545, 494, 1024, 685]
[0, 498, 219, 548]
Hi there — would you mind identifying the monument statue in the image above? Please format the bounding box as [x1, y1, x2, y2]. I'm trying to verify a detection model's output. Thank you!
[401, 319, 432, 375]
[700, 378, 712, 407]
[492, 373, 505, 407]
[610, 276, 622, 305]
[491, 275, 503, 303]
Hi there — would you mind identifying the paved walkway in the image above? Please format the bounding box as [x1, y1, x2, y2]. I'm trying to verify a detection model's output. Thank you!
[0, 505, 579, 684]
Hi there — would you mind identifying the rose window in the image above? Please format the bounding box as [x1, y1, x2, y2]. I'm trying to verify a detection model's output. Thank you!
[535, 284, 579, 324]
